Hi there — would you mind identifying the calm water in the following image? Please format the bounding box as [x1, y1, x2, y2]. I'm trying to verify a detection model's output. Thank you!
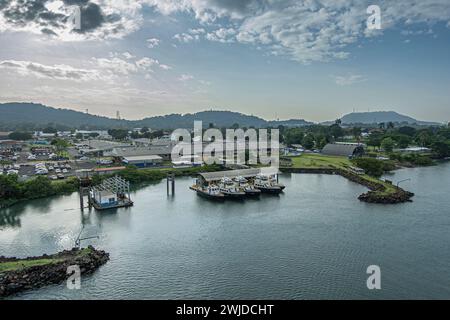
[1, 163, 450, 299]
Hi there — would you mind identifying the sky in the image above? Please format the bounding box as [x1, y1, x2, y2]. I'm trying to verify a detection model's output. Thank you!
[0, 0, 449, 123]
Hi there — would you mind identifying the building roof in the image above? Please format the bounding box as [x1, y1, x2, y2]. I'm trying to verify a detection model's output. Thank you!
[94, 166, 126, 172]
[81, 140, 130, 152]
[123, 155, 163, 162]
[111, 146, 173, 157]
[198, 168, 262, 182]
[321, 143, 365, 157]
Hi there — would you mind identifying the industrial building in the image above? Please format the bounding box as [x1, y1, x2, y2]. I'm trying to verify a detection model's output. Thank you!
[321, 143, 365, 158]
[122, 155, 163, 167]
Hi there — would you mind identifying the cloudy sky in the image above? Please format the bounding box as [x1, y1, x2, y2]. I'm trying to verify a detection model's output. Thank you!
[0, 0, 449, 122]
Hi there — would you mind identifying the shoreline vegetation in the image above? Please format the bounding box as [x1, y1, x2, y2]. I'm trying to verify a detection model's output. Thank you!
[0, 155, 438, 209]
[280, 154, 415, 204]
[0, 246, 109, 297]
[0, 165, 223, 209]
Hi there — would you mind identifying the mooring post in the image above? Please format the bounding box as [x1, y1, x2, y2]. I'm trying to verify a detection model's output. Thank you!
[167, 175, 169, 195]
[79, 187, 84, 211]
[88, 189, 92, 210]
[167, 174, 175, 196]
[172, 174, 175, 195]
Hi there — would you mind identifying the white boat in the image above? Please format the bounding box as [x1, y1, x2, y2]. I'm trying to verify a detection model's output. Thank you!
[234, 176, 261, 197]
[218, 177, 246, 199]
[254, 174, 285, 194]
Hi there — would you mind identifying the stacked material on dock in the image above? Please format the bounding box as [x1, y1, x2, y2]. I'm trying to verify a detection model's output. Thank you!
[90, 175, 133, 210]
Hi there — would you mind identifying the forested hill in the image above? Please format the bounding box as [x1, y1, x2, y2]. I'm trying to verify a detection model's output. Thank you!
[0, 103, 313, 130]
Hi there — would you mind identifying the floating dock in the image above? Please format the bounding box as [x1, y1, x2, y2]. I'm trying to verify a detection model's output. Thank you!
[191, 168, 285, 200]
[89, 176, 133, 210]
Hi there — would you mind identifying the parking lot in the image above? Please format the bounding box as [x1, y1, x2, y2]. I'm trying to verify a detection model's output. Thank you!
[1, 160, 97, 180]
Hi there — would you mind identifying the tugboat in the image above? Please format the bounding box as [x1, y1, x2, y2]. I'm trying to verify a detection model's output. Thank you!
[190, 183, 225, 201]
[234, 176, 261, 197]
[218, 177, 246, 199]
[254, 174, 285, 194]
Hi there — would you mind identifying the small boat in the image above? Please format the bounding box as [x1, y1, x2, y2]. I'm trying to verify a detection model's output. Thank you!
[218, 177, 246, 199]
[234, 176, 261, 197]
[190, 184, 225, 201]
[254, 174, 285, 194]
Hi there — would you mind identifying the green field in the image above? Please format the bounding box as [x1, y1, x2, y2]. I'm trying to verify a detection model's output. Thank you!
[285, 154, 397, 195]
[288, 154, 353, 169]
[0, 248, 92, 273]
[0, 258, 61, 272]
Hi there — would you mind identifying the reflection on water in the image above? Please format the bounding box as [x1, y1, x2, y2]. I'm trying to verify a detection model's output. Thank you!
[1, 163, 450, 299]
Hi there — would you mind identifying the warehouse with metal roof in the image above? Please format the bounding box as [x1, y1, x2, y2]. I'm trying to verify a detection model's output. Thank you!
[321, 143, 365, 157]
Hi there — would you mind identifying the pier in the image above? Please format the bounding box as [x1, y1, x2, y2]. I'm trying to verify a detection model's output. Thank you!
[191, 168, 285, 200]
[79, 175, 133, 211]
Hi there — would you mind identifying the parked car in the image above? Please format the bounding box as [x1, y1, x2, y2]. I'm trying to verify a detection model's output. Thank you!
[49, 175, 58, 180]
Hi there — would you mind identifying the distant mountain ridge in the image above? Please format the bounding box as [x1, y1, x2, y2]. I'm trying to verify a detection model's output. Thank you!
[0, 102, 313, 130]
[337, 111, 441, 126]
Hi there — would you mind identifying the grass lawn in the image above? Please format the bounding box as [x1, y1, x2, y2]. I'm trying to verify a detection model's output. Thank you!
[288, 154, 353, 170]
[0, 258, 61, 273]
[286, 154, 398, 195]
[0, 248, 92, 273]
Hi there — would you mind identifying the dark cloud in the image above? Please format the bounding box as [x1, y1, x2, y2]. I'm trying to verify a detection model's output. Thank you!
[209, 0, 264, 15]
[0, 0, 122, 37]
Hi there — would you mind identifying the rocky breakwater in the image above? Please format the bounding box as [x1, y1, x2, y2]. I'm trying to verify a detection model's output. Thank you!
[281, 167, 414, 204]
[0, 246, 109, 297]
[358, 188, 415, 204]
[338, 170, 415, 204]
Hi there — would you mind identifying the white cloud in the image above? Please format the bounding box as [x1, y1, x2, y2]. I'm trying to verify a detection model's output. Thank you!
[0, 0, 143, 41]
[178, 74, 194, 81]
[159, 64, 172, 70]
[173, 32, 198, 43]
[0, 60, 102, 81]
[205, 28, 237, 43]
[153, 0, 450, 63]
[2, 0, 450, 62]
[146, 38, 161, 48]
[332, 73, 366, 86]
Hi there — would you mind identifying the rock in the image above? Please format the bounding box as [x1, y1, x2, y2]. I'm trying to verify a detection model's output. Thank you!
[0, 247, 109, 298]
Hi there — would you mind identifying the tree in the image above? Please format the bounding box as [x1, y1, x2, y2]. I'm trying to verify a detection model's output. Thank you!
[51, 138, 69, 152]
[140, 127, 149, 134]
[352, 158, 385, 177]
[367, 133, 384, 150]
[387, 122, 395, 130]
[352, 127, 362, 141]
[108, 129, 129, 140]
[335, 119, 342, 125]
[8, 131, 32, 141]
[284, 128, 304, 146]
[329, 124, 343, 139]
[398, 126, 416, 137]
[43, 127, 57, 134]
[381, 137, 395, 152]
[394, 134, 412, 149]
[431, 141, 450, 158]
[302, 135, 315, 150]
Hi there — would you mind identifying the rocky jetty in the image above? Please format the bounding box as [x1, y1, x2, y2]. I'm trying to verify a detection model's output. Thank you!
[358, 189, 415, 204]
[281, 167, 414, 204]
[0, 246, 109, 297]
